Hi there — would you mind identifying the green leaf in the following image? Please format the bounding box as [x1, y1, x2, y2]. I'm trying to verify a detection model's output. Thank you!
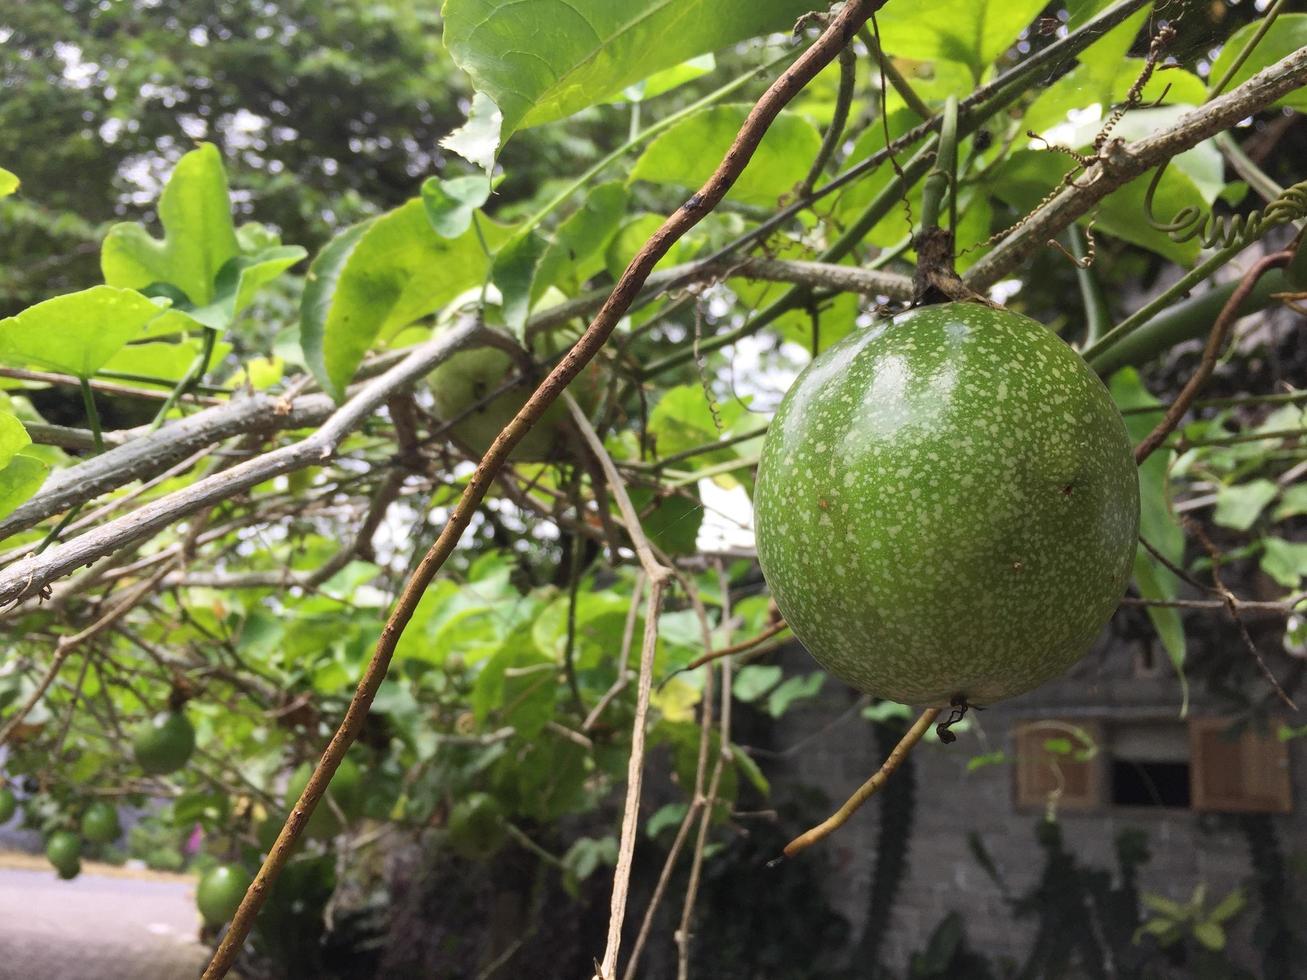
[1070, 1, 1152, 75]
[1209, 887, 1245, 924]
[300, 199, 502, 400]
[631, 106, 822, 208]
[472, 630, 556, 738]
[0, 168, 17, 198]
[1024, 61, 1206, 138]
[440, 91, 504, 173]
[605, 213, 697, 281]
[875, 0, 1047, 77]
[102, 338, 234, 383]
[647, 384, 747, 460]
[996, 146, 1205, 266]
[628, 486, 703, 557]
[622, 54, 715, 103]
[421, 175, 493, 238]
[766, 672, 823, 718]
[0, 286, 169, 377]
[0, 411, 29, 468]
[0, 451, 47, 523]
[1141, 893, 1188, 919]
[1273, 483, 1307, 522]
[441, 0, 816, 139]
[646, 802, 688, 838]
[534, 182, 629, 301]
[165, 247, 306, 332]
[966, 750, 1008, 772]
[731, 744, 770, 796]
[492, 228, 549, 336]
[100, 143, 239, 306]
[1192, 921, 1225, 952]
[732, 665, 781, 703]
[1261, 538, 1307, 590]
[1208, 14, 1307, 111]
[1212, 479, 1278, 531]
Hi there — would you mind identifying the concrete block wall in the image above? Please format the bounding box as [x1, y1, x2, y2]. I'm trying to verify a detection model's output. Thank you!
[766, 635, 1305, 975]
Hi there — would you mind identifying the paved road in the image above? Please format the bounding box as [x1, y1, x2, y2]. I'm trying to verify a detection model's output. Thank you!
[0, 860, 209, 979]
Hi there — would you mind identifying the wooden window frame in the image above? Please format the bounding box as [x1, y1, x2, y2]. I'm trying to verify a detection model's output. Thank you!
[1189, 716, 1293, 814]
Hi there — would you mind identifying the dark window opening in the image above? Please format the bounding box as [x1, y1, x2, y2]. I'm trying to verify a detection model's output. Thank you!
[1111, 759, 1191, 808]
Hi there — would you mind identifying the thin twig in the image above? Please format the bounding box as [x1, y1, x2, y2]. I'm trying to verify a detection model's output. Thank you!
[778, 707, 941, 860]
[0, 561, 175, 747]
[675, 620, 790, 675]
[565, 393, 673, 980]
[1134, 250, 1293, 465]
[584, 573, 645, 733]
[674, 579, 732, 980]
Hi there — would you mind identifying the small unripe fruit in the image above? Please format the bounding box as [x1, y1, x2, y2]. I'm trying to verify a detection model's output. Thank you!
[132, 711, 195, 775]
[46, 830, 81, 878]
[81, 802, 120, 844]
[197, 864, 253, 926]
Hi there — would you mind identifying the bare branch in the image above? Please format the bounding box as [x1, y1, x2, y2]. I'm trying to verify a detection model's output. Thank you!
[0, 318, 482, 607]
[965, 45, 1307, 291]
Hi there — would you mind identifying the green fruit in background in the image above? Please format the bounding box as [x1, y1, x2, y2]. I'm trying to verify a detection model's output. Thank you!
[196, 863, 253, 926]
[754, 303, 1139, 707]
[80, 802, 120, 844]
[284, 754, 362, 839]
[55, 858, 82, 880]
[447, 791, 505, 860]
[46, 830, 81, 877]
[256, 814, 283, 853]
[0, 786, 16, 824]
[427, 339, 604, 461]
[132, 711, 196, 775]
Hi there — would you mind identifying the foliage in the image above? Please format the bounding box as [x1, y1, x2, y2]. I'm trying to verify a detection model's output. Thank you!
[0, 0, 1303, 975]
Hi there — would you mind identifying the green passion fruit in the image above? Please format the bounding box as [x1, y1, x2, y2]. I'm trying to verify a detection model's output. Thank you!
[45, 830, 81, 877]
[284, 754, 363, 839]
[132, 711, 196, 775]
[447, 791, 505, 860]
[754, 303, 1139, 707]
[426, 334, 605, 462]
[196, 863, 253, 926]
[80, 802, 120, 844]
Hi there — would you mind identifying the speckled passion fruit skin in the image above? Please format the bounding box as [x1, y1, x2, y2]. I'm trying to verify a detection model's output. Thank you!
[754, 303, 1139, 707]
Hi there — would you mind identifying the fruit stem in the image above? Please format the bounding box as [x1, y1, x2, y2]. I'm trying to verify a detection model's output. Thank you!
[778, 706, 941, 860]
[917, 97, 958, 237]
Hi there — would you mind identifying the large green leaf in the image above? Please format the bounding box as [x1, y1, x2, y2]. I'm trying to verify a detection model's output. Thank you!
[0, 286, 169, 377]
[100, 143, 240, 306]
[441, 0, 818, 140]
[300, 200, 503, 400]
[630, 106, 822, 208]
[875, 0, 1047, 78]
[1208, 14, 1307, 111]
